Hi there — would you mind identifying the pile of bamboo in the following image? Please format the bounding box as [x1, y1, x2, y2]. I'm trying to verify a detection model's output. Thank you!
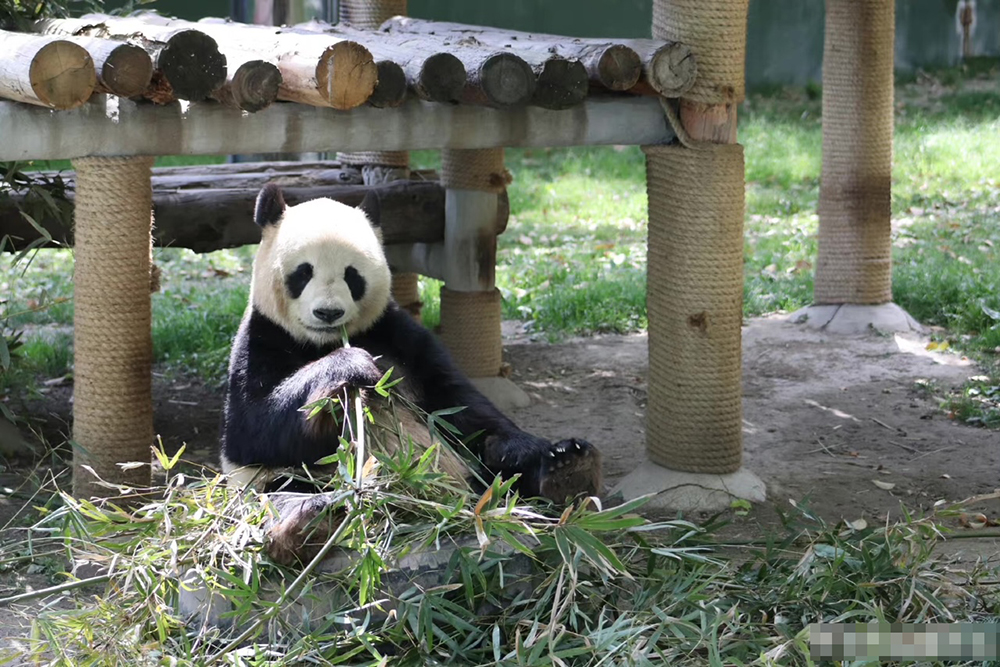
[0, 12, 697, 113]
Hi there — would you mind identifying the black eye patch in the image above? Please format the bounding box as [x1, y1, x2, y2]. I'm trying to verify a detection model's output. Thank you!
[344, 266, 366, 302]
[285, 262, 313, 299]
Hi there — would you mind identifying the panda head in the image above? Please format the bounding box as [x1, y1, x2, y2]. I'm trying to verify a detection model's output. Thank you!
[249, 183, 391, 346]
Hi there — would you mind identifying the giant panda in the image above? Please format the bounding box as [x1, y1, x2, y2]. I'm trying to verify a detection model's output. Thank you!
[220, 184, 601, 561]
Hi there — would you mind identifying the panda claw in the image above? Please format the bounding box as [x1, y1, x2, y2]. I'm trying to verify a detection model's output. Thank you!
[574, 441, 581, 450]
[549, 451, 556, 457]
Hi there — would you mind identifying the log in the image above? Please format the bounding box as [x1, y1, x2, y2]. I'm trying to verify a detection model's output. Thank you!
[33, 16, 227, 101]
[44, 35, 153, 98]
[0, 31, 96, 109]
[1, 173, 509, 254]
[454, 48, 535, 108]
[49, 161, 440, 190]
[379, 18, 697, 95]
[370, 60, 407, 108]
[191, 17, 378, 110]
[211, 60, 282, 112]
[291, 21, 464, 104]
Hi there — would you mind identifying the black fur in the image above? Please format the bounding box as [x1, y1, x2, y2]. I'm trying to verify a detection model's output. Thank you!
[220, 302, 596, 498]
[285, 263, 313, 299]
[344, 266, 366, 302]
[255, 183, 286, 227]
[357, 190, 380, 228]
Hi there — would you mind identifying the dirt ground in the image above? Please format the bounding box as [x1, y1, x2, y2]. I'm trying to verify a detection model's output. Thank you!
[10, 312, 999, 528]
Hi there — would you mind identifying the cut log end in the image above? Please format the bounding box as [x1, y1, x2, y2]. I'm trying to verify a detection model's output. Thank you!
[102, 43, 153, 99]
[646, 43, 697, 98]
[158, 29, 228, 100]
[315, 40, 377, 110]
[369, 60, 407, 108]
[231, 60, 282, 112]
[533, 58, 588, 110]
[29, 40, 97, 110]
[478, 53, 535, 107]
[597, 44, 642, 91]
[419, 52, 466, 103]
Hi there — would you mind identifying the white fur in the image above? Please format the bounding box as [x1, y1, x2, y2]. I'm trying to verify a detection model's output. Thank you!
[250, 197, 391, 346]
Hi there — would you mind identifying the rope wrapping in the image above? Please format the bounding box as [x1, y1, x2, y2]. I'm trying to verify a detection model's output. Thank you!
[814, 0, 894, 305]
[652, 0, 749, 105]
[338, 0, 406, 29]
[441, 148, 512, 193]
[391, 272, 421, 317]
[643, 143, 744, 474]
[439, 287, 503, 378]
[337, 150, 410, 168]
[71, 156, 155, 498]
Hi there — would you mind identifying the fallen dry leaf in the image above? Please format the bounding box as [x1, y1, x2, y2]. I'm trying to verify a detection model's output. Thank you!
[873, 480, 896, 491]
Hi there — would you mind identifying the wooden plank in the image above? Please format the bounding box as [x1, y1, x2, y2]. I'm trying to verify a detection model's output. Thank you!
[0, 96, 674, 161]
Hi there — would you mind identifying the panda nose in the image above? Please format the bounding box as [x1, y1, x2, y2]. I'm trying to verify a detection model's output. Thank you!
[313, 308, 345, 324]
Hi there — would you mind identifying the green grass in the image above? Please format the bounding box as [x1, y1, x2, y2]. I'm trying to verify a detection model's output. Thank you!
[3, 67, 1000, 403]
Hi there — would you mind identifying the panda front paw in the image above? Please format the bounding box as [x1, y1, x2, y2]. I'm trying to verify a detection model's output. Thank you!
[486, 434, 603, 503]
[327, 346, 383, 390]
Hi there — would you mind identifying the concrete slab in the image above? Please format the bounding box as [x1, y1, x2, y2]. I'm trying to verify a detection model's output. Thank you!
[610, 461, 766, 513]
[788, 303, 924, 335]
[472, 376, 531, 410]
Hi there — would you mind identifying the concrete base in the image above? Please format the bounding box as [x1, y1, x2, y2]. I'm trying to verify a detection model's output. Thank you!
[471, 376, 531, 410]
[609, 461, 766, 513]
[788, 303, 924, 335]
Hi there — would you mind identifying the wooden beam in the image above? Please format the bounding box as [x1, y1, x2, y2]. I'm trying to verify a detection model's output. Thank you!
[0, 32, 96, 109]
[1, 176, 509, 253]
[0, 96, 674, 161]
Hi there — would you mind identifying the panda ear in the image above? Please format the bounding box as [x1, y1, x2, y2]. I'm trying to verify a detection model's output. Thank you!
[357, 190, 381, 228]
[255, 183, 286, 227]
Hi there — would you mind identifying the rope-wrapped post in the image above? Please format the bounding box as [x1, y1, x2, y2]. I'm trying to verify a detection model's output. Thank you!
[438, 148, 509, 379]
[644, 144, 744, 473]
[337, 0, 420, 316]
[643, 0, 749, 475]
[71, 156, 155, 498]
[814, 0, 894, 305]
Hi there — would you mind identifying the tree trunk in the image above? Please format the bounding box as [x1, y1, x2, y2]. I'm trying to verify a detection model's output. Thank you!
[0, 31, 96, 109]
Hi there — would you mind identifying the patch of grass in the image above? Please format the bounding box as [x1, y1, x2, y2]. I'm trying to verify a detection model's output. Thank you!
[943, 374, 1000, 429]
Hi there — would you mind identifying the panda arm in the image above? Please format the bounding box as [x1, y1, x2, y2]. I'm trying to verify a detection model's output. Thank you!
[222, 315, 381, 469]
[364, 305, 519, 432]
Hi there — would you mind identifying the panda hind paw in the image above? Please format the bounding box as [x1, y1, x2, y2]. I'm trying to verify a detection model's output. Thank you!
[537, 438, 603, 503]
[265, 493, 343, 566]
